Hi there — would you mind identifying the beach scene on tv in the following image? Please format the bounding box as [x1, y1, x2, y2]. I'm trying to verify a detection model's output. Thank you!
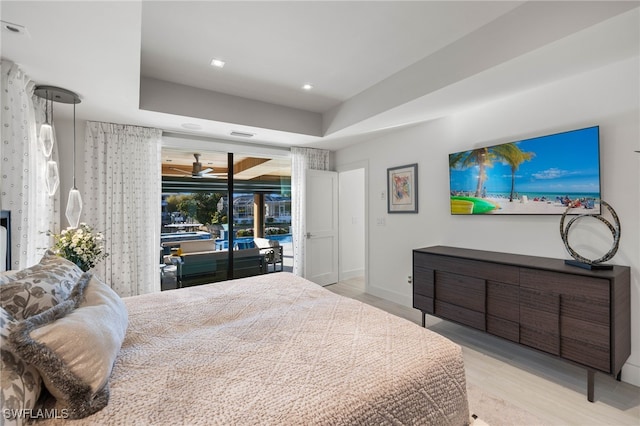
[449, 126, 601, 215]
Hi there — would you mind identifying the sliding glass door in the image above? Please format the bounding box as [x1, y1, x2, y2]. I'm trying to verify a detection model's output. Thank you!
[160, 148, 290, 289]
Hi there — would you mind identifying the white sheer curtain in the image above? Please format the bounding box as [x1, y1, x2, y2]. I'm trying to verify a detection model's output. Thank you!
[0, 61, 59, 270]
[83, 122, 162, 296]
[291, 147, 330, 276]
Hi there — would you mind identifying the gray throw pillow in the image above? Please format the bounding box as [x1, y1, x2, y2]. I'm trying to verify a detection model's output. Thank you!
[0, 307, 42, 426]
[0, 251, 82, 320]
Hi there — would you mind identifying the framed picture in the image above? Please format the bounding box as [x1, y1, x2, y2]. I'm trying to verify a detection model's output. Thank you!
[387, 163, 418, 213]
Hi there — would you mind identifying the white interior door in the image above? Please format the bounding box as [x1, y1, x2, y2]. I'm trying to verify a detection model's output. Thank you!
[305, 169, 338, 286]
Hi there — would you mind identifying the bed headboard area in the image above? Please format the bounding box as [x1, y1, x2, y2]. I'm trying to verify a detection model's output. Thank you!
[1, 210, 11, 271]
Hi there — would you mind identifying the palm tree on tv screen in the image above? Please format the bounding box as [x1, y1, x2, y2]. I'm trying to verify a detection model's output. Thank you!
[449, 147, 492, 197]
[490, 143, 535, 202]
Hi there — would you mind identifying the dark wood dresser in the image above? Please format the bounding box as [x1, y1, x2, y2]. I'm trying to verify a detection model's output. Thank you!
[413, 245, 631, 402]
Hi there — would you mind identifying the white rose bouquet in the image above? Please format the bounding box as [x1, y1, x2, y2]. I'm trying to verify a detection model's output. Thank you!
[50, 223, 109, 272]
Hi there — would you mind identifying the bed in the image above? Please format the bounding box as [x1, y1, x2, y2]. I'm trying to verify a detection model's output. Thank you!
[1, 253, 469, 425]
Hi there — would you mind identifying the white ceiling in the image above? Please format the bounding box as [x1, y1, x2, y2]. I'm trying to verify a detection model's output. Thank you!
[141, 1, 521, 113]
[1, 1, 638, 152]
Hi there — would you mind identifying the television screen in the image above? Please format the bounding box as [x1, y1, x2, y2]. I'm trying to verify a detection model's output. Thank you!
[449, 126, 601, 215]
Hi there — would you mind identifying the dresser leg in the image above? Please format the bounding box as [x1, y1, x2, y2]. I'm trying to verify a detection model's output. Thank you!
[587, 370, 595, 402]
[422, 312, 426, 328]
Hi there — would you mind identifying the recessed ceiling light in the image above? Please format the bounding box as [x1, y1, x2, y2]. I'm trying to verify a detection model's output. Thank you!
[210, 58, 225, 68]
[302, 83, 313, 91]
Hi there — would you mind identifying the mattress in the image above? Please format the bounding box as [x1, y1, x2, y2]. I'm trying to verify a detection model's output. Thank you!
[42, 272, 469, 425]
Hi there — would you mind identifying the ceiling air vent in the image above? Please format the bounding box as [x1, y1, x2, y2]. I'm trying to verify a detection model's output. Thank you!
[1, 20, 30, 37]
[230, 131, 254, 138]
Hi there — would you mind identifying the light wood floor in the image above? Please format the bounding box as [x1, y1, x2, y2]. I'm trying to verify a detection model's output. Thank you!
[326, 277, 640, 425]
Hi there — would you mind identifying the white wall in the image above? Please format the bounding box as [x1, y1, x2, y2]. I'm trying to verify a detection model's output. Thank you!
[338, 168, 365, 280]
[334, 57, 640, 386]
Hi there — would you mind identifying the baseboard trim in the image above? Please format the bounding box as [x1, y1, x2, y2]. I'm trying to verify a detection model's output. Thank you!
[622, 362, 640, 387]
[340, 268, 364, 281]
[366, 285, 411, 307]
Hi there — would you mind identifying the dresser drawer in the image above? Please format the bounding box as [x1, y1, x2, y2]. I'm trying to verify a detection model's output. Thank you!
[487, 315, 519, 343]
[520, 269, 609, 299]
[521, 268, 610, 325]
[561, 292, 609, 326]
[413, 265, 434, 297]
[435, 271, 485, 313]
[561, 316, 610, 372]
[417, 253, 519, 285]
[519, 287, 560, 355]
[562, 336, 610, 372]
[435, 300, 485, 331]
[487, 280, 519, 323]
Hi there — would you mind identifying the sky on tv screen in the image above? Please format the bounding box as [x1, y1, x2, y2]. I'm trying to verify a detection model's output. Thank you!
[449, 126, 600, 197]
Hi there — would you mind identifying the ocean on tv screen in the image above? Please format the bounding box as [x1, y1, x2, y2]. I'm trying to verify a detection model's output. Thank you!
[449, 126, 600, 215]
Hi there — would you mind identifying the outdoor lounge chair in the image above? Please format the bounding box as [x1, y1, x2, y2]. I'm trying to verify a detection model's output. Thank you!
[254, 237, 284, 272]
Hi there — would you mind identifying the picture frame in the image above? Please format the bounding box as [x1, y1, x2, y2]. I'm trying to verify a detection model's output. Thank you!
[387, 163, 418, 213]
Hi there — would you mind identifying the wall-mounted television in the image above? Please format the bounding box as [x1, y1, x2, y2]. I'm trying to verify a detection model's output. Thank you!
[449, 126, 601, 215]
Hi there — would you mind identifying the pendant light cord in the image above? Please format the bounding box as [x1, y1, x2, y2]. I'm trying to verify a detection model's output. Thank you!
[44, 92, 49, 124]
[72, 102, 77, 190]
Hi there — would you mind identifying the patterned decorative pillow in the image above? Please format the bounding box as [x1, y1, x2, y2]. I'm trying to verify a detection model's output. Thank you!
[0, 269, 21, 284]
[0, 307, 42, 426]
[9, 273, 128, 419]
[0, 251, 82, 320]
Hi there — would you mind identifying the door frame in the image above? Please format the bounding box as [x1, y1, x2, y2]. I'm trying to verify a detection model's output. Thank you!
[336, 160, 369, 292]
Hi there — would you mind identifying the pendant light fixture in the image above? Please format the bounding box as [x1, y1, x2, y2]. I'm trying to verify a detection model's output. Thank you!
[66, 101, 82, 228]
[35, 87, 58, 195]
[39, 93, 54, 157]
[34, 85, 82, 227]
[44, 160, 60, 196]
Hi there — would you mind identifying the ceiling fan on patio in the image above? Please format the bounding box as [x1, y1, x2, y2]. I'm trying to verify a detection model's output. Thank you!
[170, 153, 226, 178]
